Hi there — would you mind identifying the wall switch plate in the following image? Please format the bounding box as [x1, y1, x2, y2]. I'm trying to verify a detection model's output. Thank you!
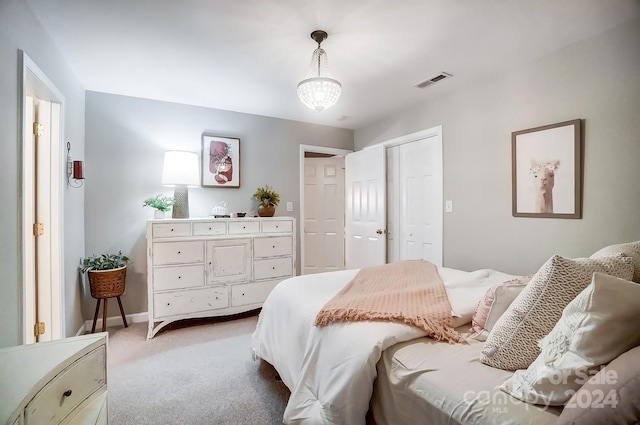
[445, 200, 453, 213]
[286, 201, 293, 212]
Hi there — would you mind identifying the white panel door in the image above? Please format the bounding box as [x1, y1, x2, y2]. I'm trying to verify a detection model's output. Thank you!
[303, 156, 345, 274]
[35, 99, 53, 343]
[345, 145, 386, 269]
[399, 136, 443, 265]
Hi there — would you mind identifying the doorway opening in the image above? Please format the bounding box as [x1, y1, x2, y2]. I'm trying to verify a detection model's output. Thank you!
[299, 145, 352, 275]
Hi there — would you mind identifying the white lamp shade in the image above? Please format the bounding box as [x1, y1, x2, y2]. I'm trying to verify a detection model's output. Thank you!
[161, 151, 199, 187]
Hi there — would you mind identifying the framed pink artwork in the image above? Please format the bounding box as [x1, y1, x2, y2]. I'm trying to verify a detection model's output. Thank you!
[201, 134, 240, 188]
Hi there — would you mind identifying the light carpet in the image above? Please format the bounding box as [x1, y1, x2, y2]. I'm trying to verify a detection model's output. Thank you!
[106, 312, 289, 425]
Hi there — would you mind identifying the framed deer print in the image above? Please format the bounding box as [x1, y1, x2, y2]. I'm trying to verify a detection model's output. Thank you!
[201, 134, 240, 188]
[512, 119, 582, 218]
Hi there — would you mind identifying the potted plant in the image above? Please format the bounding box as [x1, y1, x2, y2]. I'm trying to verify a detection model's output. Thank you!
[143, 194, 175, 218]
[81, 251, 130, 331]
[253, 185, 280, 217]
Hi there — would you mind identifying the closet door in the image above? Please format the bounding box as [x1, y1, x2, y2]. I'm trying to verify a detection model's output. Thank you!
[395, 136, 443, 266]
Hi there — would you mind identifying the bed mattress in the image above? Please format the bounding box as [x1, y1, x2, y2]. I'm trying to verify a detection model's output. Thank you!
[372, 333, 562, 425]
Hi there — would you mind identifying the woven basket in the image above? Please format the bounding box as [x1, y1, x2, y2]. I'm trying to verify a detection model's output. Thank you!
[88, 266, 127, 299]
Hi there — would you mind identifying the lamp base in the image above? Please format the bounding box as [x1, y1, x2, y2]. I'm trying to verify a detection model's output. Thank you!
[172, 185, 189, 219]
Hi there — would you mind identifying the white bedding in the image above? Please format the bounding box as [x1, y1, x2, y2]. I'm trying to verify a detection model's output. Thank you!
[251, 266, 518, 425]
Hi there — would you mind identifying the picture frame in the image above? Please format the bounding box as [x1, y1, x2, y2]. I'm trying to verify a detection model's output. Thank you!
[201, 134, 241, 188]
[512, 119, 582, 219]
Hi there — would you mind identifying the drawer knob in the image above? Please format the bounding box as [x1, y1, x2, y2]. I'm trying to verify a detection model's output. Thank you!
[272, 245, 276, 248]
[243, 226, 246, 229]
[63, 389, 72, 397]
[208, 227, 212, 230]
[177, 251, 181, 254]
[178, 276, 182, 279]
[171, 228, 174, 232]
[167, 303, 171, 306]
[272, 266, 275, 270]
[276, 225, 279, 228]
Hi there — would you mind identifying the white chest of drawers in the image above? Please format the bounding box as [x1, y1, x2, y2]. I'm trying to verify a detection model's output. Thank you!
[0, 333, 108, 425]
[146, 217, 296, 339]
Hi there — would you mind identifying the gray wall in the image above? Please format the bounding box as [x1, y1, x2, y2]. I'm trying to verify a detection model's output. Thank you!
[355, 19, 640, 276]
[84, 92, 353, 318]
[0, 0, 86, 348]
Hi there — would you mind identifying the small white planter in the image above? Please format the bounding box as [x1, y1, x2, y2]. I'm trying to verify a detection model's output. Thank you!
[154, 210, 166, 219]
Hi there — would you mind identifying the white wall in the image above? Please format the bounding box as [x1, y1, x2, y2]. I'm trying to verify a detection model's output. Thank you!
[0, 0, 86, 347]
[84, 91, 353, 318]
[355, 19, 640, 275]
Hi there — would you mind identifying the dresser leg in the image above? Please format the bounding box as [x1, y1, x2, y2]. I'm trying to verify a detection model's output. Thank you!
[116, 296, 128, 328]
[91, 299, 101, 333]
[102, 298, 108, 332]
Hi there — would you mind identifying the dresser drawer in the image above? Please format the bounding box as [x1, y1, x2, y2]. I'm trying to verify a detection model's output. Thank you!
[154, 286, 229, 318]
[152, 223, 191, 238]
[231, 280, 279, 307]
[193, 221, 227, 236]
[254, 236, 293, 258]
[153, 265, 205, 291]
[25, 346, 106, 425]
[61, 391, 107, 425]
[153, 241, 204, 265]
[228, 220, 260, 234]
[261, 220, 293, 233]
[254, 257, 293, 280]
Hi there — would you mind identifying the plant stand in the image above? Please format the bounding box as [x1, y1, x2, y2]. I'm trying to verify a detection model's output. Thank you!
[88, 266, 129, 332]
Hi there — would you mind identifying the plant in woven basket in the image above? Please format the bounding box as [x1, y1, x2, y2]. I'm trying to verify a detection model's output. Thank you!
[81, 251, 130, 272]
[81, 251, 130, 306]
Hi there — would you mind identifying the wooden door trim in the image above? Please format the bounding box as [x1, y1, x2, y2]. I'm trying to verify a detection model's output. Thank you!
[20, 51, 66, 343]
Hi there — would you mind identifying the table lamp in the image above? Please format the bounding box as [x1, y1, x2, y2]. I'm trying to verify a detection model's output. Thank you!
[161, 151, 199, 218]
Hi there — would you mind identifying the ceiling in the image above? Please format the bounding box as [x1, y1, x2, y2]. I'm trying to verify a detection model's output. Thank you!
[25, 0, 640, 130]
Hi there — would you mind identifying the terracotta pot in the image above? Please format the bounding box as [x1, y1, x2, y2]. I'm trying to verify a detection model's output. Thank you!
[257, 205, 276, 217]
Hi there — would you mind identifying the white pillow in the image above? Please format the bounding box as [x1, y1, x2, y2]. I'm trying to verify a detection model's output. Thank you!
[480, 255, 634, 371]
[590, 240, 640, 282]
[500, 272, 640, 406]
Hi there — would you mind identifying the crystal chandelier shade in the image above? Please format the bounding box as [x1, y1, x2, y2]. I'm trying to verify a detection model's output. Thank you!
[297, 31, 342, 113]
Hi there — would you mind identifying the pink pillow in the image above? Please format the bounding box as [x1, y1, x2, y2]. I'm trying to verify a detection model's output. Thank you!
[469, 274, 533, 341]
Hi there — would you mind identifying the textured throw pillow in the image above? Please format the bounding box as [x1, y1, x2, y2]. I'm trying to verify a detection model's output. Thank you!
[556, 345, 640, 425]
[480, 254, 634, 371]
[500, 272, 640, 406]
[590, 240, 640, 282]
[469, 274, 533, 341]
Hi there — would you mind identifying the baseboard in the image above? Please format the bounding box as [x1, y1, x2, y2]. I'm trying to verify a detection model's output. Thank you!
[78, 312, 148, 335]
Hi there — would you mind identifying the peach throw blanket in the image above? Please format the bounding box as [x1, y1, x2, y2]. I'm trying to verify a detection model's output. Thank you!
[315, 260, 463, 343]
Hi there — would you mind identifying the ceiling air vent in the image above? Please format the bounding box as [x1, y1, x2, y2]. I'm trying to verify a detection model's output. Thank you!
[414, 72, 453, 89]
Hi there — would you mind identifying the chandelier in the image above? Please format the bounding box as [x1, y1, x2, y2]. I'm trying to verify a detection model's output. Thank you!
[297, 30, 342, 112]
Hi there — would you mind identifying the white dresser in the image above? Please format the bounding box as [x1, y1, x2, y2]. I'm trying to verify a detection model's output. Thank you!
[146, 217, 296, 339]
[0, 333, 108, 425]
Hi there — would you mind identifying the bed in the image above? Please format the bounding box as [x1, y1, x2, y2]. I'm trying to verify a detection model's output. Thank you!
[251, 264, 521, 425]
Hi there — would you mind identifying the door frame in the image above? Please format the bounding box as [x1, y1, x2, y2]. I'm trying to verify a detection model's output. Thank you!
[299, 145, 352, 275]
[19, 51, 66, 343]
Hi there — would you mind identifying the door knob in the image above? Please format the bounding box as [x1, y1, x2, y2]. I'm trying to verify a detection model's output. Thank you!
[376, 229, 385, 235]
